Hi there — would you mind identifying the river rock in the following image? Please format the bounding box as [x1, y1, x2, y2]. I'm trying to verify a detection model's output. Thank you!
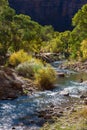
[83, 98, 87, 105]
[70, 107, 76, 113]
[56, 112, 63, 117]
[44, 114, 52, 119]
[50, 104, 54, 108]
[38, 110, 46, 118]
[80, 94, 87, 99]
[80, 91, 87, 99]
[57, 72, 65, 77]
[60, 90, 69, 96]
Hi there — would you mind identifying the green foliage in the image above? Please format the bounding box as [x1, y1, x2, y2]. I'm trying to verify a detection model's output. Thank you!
[0, 0, 8, 6]
[9, 50, 32, 66]
[1, 0, 87, 62]
[0, 0, 62, 58]
[40, 25, 54, 41]
[0, 0, 72, 59]
[72, 4, 87, 28]
[70, 4, 87, 59]
[0, 0, 55, 56]
[0, 0, 15, 55]
[41, 30, 71, 59]
[2, 6, 15, 21]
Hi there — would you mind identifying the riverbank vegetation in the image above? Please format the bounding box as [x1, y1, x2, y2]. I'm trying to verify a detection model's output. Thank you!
[8, 49, 56, 90]
[0, 0, 87, 89]
[0, 0, 87, 88]
[12, 50, 56, 90]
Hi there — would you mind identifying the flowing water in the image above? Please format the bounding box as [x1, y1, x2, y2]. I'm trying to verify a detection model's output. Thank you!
[0, 61, 87, 130]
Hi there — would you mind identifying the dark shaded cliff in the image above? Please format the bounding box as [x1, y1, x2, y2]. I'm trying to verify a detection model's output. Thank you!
[8, 0, 87, 31]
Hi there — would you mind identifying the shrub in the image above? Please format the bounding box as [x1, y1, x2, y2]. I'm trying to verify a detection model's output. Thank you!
[35, 65, 56, 90]
[16, 62, 34, 79]
[16, 59, 56, 90]
[29, 58, 44, 73]
[9, 50, 32, 66]
[16, 58, 44, 79]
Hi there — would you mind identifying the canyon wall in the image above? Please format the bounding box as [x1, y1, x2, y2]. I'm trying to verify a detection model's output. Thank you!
[8, 0, 87, 31]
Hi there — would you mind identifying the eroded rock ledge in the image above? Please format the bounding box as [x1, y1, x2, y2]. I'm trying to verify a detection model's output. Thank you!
[0, 67, 36, 100]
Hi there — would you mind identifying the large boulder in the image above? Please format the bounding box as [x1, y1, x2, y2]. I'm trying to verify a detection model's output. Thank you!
[0, 67, 24, 99]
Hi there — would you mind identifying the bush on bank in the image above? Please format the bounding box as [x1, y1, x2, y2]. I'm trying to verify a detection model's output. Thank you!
[9, 50, 32, 66]
[35, 65, 56, 90]
[16, 59, 56, 90]
[16, 58, 43, 79]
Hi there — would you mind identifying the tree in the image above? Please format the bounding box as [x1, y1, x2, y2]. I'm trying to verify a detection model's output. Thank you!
[0, 0, 15, 55]
[69, 4, 87, 59]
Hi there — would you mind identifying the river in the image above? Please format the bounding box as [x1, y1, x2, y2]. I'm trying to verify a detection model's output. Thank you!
[0, 61, 87, 130]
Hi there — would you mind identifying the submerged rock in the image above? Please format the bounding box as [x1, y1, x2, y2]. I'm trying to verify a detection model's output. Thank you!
[80, 95, 87, 99]
[60, 90, 69, 96]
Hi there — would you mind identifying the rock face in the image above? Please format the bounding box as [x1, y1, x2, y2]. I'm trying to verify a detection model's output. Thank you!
[8, 0, 87, 31]
[0, 67, 23, 99]
[0, 67, 37, 100]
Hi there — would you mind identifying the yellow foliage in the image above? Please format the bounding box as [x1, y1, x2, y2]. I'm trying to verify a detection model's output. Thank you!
[35, 65, 56, 90]
[9, 50, 32, 66]
[80, 39, 87, 60]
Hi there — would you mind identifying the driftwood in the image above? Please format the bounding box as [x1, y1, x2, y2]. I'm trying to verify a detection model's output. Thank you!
[34, 53, 60, 62]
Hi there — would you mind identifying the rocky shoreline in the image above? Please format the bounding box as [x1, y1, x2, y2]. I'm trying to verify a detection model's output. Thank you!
[0, 60, 87, 130]
[41, 103, 87, 130]
[0, 67, 37, 100]
[9, 95, 87, 130]
[38, 92, 87, 127]
[40, 60, 87, 130]
[59, 60, 87, 72]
